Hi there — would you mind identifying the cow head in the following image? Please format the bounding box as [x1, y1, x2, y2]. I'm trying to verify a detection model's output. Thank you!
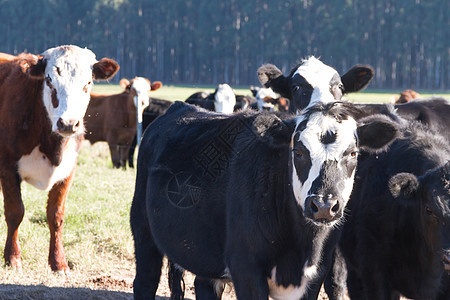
[257, 57, 374, 114]
[27, 45, 119, 137]
[121, 77, 162, 122]
[251, 86, 278, 111]
[290, 102, 398, 226]
[389, 162, 450, 271]
[214, 84, 236, 114]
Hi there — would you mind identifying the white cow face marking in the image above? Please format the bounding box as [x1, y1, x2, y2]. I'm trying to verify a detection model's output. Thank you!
[41, 45, 98, 137]
[291, 57, 343, 112]
[214, 84, 236, 114]
[131, 77, 151, 122]
[256, 87, 277, 111]
[290, 105, 359, 226]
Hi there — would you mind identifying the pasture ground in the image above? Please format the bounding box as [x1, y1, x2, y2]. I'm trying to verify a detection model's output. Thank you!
[0, 84, 448, 299]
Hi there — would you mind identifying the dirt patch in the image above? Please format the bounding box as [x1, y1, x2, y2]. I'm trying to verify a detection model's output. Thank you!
[89, 275, 133, 290]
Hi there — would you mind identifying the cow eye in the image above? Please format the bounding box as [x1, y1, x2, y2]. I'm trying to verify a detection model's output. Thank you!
[426, 206, 433, 215]
[293, 86, 300, 92]
[339, 83, 344, 91]
[350, 151, 358, 158]
[293, 149, 303, 159]
[46, 74, 52, 83]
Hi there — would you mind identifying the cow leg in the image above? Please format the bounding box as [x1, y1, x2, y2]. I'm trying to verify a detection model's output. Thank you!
[194, 277, 224, 300]
[119, 145, 129, 169]
[168, 260, 185, 300]
[228, 256, 269, 299]
[128, 136, 137, 168]
[46, 167, 75, 273]
[108, 143, 121, 168]
[1, 171, 24, 269]
[131, 167, 163, 299]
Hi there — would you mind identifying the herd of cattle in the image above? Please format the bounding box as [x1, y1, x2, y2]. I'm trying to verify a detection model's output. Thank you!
[0, 45, 448, 300]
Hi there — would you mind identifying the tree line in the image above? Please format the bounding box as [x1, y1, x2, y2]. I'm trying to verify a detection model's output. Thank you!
[1, 0, 448, 90]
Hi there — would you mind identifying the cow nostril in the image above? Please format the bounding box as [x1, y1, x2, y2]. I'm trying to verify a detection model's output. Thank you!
[310, 202, 319, 213]
[331, 202, 340, 213]
[57, 118, 64, 129]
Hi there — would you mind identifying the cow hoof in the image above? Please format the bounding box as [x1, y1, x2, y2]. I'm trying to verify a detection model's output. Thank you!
[5, 256, 23, 271]
[55, 269, 71, 277]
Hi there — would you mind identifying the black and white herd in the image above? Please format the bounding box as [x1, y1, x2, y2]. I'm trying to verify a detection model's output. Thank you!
[130, 57, 450, 299]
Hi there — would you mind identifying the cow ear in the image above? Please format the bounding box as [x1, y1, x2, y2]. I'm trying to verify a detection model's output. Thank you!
[341, 64, 374, 93]
[250, 85, 259, 97]
[93, 58, 119, 80]
[151, 81, 162, 91]
[26, 57, 46, 79]
[257, 64, 291, 99]
[356, 114, 399, 152]
[253, 114, 295, 147]
[389, 173, 419, 199]
[120, 78, 130, 90]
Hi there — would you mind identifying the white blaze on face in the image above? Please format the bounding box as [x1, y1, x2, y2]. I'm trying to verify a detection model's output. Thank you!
[291, 112, 358, 211]
[256, 87, 277, 111]
[293, 57, 340, 106]
[131, 77, 151, 122]
[214, 84, 236, 114]
[41, 45, 97, 135]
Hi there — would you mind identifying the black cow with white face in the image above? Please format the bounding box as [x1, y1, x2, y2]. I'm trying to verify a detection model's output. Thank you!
[328, 119, 450, 300]
[258, 57, 374, 113]
[130, 101, 398, 299]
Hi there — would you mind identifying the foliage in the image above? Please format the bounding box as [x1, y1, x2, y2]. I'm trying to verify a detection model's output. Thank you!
[0, 0, 448, 90]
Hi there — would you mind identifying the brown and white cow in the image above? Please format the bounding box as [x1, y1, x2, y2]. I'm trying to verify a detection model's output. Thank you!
[0, 45, 119, 273]
[84, 77, 162, 169]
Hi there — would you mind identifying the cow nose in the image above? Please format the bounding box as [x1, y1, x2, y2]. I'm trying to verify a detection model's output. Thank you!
[308, 195, 340, 222]
[56, 118, 80, 135]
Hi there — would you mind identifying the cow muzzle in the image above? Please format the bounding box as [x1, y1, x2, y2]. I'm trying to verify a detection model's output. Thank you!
[56, 118, 82, 136]
[305, 194, 341, 225]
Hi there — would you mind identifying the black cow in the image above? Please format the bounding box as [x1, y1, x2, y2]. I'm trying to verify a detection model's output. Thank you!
[327, 119, 450, 300]
[258, 56, 374, 113]
[130, 101, 399, 299]
[185, 84, 255, 113]
[128, 97, 173, 168]
[355, 96, 450, 141]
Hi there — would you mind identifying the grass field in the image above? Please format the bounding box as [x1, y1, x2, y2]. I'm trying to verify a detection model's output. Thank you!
[0, 84, 448, 299]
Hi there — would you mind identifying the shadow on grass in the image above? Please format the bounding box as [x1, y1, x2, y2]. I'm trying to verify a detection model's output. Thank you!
[0, 284, 188, 300]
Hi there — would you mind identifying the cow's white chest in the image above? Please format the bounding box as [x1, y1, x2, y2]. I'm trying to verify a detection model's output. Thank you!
[267, 264, 318, 300]
[17, 140, 78, 191]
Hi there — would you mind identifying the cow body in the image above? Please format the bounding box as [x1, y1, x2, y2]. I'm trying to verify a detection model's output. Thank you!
[258, 57, 374, 113]
[130, 101, 398, 299]
[0, 46, 119, 272]
[332, 120, 450, 299]
[84, 77, 161, 168]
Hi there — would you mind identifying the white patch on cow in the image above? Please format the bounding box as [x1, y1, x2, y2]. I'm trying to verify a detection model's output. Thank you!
[291, 113, 358, 212]
[131, 77, 151, 122]
[214, 84, 236, 114]
[292, 57, 339, 107]
[41, 45, 98, 135]
[255, 87, 277, 111]
[17, 139, 78, 191]
[267, 228, 330, 299]
[268, 263, 317, 300]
